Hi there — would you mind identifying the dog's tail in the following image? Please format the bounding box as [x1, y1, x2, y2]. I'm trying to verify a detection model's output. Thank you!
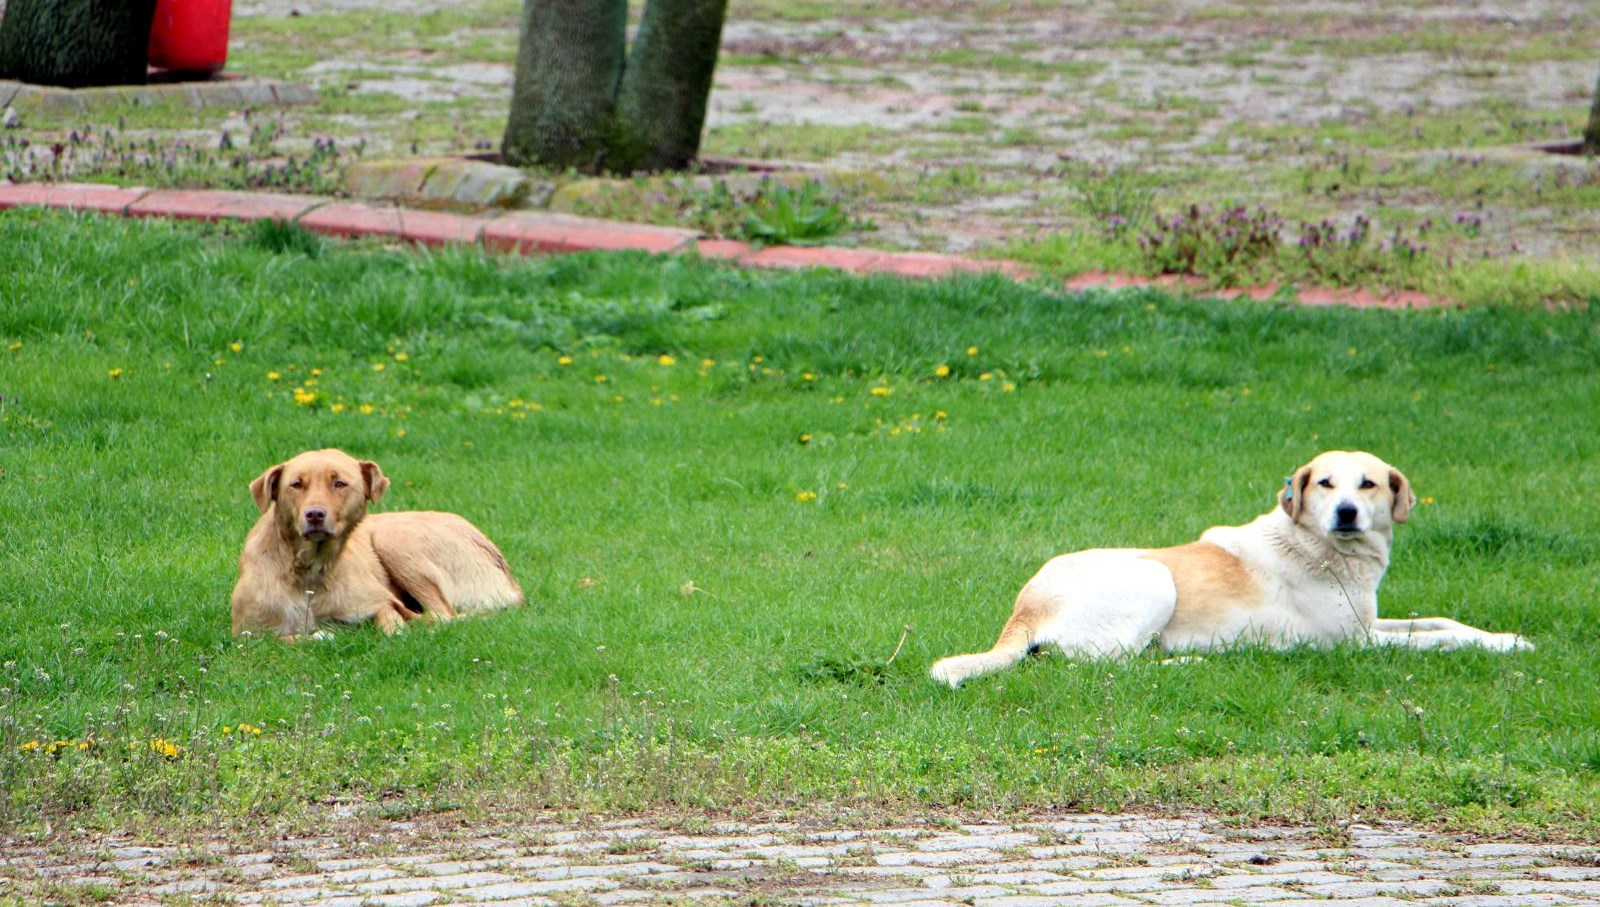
[928, 615, 1034, 688]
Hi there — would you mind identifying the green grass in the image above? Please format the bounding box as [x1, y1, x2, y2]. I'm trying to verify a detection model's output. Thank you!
[3, 211, 1600, 837]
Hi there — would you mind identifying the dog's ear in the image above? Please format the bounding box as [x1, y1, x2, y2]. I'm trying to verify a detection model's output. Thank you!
[1388, 467, 1416, 524]
[249, 464, 285, 514]
[1279, 465, 1312, 522]
[360, 460, 389, 503]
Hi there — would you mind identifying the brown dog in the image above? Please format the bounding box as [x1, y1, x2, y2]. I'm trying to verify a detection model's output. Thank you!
[231, 449, 524, 638]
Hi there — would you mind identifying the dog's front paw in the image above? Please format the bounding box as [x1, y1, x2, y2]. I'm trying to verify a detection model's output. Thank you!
[1484, 632, 1533, 652]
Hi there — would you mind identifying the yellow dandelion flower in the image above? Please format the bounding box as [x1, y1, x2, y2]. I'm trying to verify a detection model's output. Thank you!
[979, 372, 993, 381]
[394, 352, 409, 362]
[651, 397, 663, 406]
[795, 491, 817, 502]
[372, 362, 386, 372]
[558, 355, 573, 366]
[1001, 382, 1016, 393]
[934, 364, 951, 378]
[657, 354, 676, 367]
[229, 341, 243, 353]
[966, 346, 978, 356]
[934, 411, 948, 421]
[870, 386, 892, 397]
[752, 355, 765, 364]
[267, 371, 281, 381]
[293, 387, 318, 406]
[700, 358, 715, 369]
[7, 342, 21, 352]
[108, 367, 123, 378]
[799, 433, 812, 445]
[359, 403, 374, 415]
[395, 428, 406, 438]
[19, 740, 39, 752]
[330, 403, 347, 414]
[802, 372, 816, 381]
[149, 738, 181, 759]
[222, 726, 232, 735]
[1422, 496, 1436, 505]
[836, 482, 848, 490]
[595, 374, 608, 383]
[213, 358, 225, 366]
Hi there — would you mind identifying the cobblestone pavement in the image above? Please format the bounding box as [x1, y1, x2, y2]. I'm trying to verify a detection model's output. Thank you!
[7, 812, 1600, 907]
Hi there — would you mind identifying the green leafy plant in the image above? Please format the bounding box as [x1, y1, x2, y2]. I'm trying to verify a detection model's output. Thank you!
[1062, 161, 1160, 239]
[742, 179, 850, 246]
[245, 218, 325, 258]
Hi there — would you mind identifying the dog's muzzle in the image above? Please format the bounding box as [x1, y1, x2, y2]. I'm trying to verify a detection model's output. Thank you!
[300, 507, 333, 540]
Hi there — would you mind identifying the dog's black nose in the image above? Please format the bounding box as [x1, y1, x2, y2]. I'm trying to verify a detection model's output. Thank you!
[304, 508, 327, 525]
[1335, 503, 1359, 526]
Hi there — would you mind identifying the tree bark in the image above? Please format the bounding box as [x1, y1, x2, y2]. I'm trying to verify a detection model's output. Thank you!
[500, 0, 627, 172]
[1584, 72, 1600, 155]
[610, 0, 730, 173]
[0, 0, 158, 87]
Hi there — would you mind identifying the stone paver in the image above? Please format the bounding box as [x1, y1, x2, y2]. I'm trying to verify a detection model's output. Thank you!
[126, 188, 329, 223]
[0, 76, 314, 118]
[3, 814, 1598, 907]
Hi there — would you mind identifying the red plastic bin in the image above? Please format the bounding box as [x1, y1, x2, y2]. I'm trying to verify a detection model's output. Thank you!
[148, 0, 233, 73]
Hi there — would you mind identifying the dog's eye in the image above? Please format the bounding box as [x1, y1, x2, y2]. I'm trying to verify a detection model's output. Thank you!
[1316, 477, 1333, 488]
[1359, 478, 1376, 489]
[288, 480, 304, 489]
[333, 480, 349, 489]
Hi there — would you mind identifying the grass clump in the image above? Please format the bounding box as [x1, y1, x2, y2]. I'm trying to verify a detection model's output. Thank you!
[2, 210, 1599, 837]
[575, 174, 866, 245]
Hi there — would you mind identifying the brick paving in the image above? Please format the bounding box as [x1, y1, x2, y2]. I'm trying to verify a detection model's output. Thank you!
[4, 812, 1597, 907]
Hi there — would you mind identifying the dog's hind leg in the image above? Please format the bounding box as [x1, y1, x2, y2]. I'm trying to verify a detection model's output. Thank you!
[396, 574, 457, 622]
[930, 550, 1177, 687]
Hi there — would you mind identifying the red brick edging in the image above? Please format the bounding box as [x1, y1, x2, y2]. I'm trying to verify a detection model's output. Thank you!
[0, 181, 1448, 309]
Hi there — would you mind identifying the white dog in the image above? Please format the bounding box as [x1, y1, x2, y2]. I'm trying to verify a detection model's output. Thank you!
[930, 450, 1530, 686]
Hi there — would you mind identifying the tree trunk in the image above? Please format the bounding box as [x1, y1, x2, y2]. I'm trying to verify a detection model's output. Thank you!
[610, 0, 729, 173]
[500, 0, 627, 172]
[0, 0, 158, 87]
[1584, 72, 1600, 155]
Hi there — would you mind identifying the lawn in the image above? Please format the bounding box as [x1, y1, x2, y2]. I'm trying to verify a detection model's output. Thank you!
[2, 210, 1598, 838]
